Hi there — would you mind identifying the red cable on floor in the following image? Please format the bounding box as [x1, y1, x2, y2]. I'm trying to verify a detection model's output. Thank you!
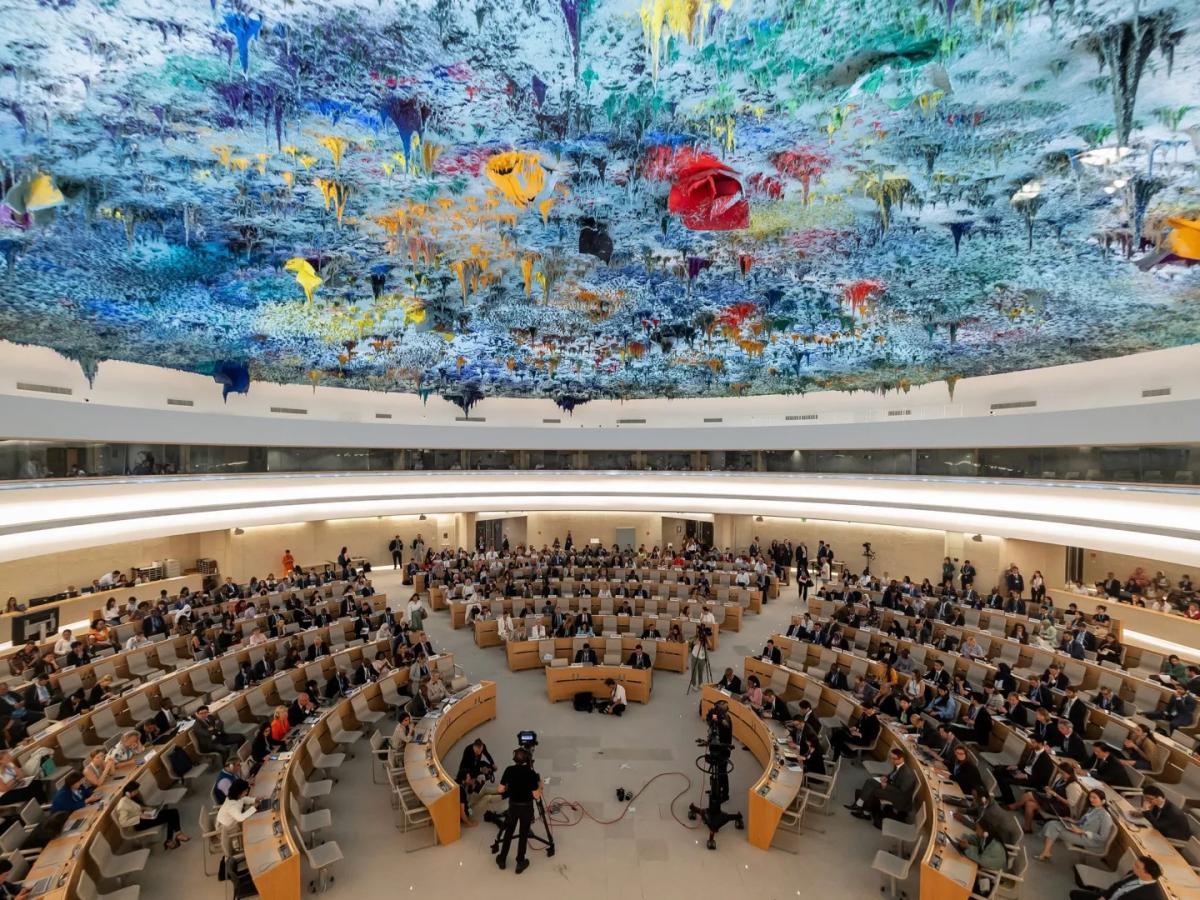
[544, 771, 700, 831]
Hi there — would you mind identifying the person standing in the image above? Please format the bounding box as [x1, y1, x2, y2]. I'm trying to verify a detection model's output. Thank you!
[495, 747, 542, 874]
[389, 535, 403, 570]
[281, 549, 295, 575]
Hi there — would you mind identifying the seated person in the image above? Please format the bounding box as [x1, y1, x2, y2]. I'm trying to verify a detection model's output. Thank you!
[844, 747, 916, 826]
[829, 705, 881, 760]
[595, 679, 627, 717]
[626, 644, 652, 669]
[574, 642, 598, 664]
[715, 667, 741, 694]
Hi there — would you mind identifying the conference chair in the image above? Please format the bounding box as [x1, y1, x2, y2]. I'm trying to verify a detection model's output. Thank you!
[88, 826, 151, 886]
[1073, 849, 1136, 896]
[872, 834, 926, 897]
[77, 870, 140, 900]
[882, 802, 927, 853]
[303, 838, 344, 892]
[288, 791, 332, 845]
[771, 792, 811, 853]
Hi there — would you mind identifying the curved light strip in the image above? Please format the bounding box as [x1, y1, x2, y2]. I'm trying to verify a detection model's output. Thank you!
[0, 472, 1198, 567]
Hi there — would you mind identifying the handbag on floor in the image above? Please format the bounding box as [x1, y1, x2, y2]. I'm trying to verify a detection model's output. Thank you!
[573, 691, 594, 712]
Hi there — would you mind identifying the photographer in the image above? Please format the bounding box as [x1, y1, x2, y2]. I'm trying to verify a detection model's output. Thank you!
[689, 627, 711, 690]
[495, 748, 543, 874]
[458, 738, 496, 785]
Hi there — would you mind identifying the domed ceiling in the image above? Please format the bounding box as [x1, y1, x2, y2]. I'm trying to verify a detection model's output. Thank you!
[1, 0, 1199, 411]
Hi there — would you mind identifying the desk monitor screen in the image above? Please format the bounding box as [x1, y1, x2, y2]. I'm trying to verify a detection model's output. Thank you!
[13, 607, 59, 643]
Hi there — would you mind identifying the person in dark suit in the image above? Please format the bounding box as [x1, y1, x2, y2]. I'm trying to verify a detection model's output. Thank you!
[574, 643, 598, 664]
[1056, 721, 1089, 764]
[760, 640, 782, 665]
[925, 659, 951, 688]
[951, 693, 993, 745]
[716, 667, 741, 694]
[824, 665, 849, 691]
[846, 747, 917, 825]
[762, 690, 790, 722]
[1146, 684, 1198, 734]
[999, 692, 1029, 727]
[193, 705, 240, 758]
[948, 745, 984, 795]
[626, 645, 652, 669]
[995, 737, 1054, 803]
[22, 674, 59, 716]
[1069, 855, 1164, 900]
[306, 637, 329, 661]
[1086, 742, 1134, 788]
[786, 701, 820, 743]
[1092, 686, 1125, 716]
[1141, 786, 1191, 841]
[1061, 687, 1090, 734]
[324, 669, 351, 700]
[287, 693, 316, 727]
[641, 625, 663, 640]
[830, 705, 881, 760]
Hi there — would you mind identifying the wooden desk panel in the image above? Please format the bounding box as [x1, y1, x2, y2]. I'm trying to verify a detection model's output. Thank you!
[698, 685, 802, 851]
[405, 681, 497, 846]
[545, 665, 651, 703]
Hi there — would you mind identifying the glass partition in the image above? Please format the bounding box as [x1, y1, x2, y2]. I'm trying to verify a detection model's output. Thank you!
[0, 439, 1196, 485]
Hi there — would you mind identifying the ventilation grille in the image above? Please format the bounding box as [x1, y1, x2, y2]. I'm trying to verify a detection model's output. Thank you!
[454, 416, 486, 422]
[542, 418, 561, 424]
[786, 414, 819, 421]
[166, 398, 194, 407]
[374, 413, 392, 420]
[1142, 387, 1171, 398]
[16, 382, 72, 396]
[887, 409, 912, 417]
[703, 417, 723, 423]
[270, 406, 308, 415]
[989, 400, 1037, 411]
[616, 418, 646, 424]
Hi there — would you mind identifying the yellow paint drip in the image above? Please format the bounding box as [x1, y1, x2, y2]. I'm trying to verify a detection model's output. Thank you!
[485, 151, 546, 210]
[284, 257, 323, 304]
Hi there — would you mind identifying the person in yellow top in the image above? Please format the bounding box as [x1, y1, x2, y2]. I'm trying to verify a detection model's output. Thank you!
[282, 549, 295, 574]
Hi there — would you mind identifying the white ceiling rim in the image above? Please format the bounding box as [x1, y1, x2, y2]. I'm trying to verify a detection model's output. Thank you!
[0, 473, 1198, 566]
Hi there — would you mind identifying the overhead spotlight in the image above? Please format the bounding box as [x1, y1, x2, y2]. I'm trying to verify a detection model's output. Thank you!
[233, 527, 245, 535]
[754, 516, 764, 522]
[971, 534, 983, 542]
[419, 514, 427, 521]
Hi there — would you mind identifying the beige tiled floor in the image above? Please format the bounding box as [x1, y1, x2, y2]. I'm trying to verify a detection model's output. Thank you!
[134, 568, 1076, 900]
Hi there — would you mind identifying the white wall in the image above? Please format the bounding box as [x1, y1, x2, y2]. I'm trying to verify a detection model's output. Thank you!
[523, 512, 662, 550]
[3, 341, 1198, 450]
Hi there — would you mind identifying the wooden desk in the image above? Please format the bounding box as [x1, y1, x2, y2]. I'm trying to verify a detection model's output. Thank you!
[505, 637, 686, 673]
[405, 681, 498, 845]
[698, 685, 802, 850]
[246, 670, 404, 900]
[742, 657, 975, 898]
[544, 665, 652, 703]
[473, 618, 501, 648]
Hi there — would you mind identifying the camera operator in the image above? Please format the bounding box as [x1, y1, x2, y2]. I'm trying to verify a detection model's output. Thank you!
[689, 626, 711, 689]
[494, 747, 542, 874]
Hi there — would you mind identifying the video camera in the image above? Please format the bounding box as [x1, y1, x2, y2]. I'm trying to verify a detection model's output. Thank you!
[517, 730, 538, 753]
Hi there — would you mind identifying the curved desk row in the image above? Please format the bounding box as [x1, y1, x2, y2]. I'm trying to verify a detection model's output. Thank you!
[475, 616, 715, 653]
[697, 685, 803, 851]
[504, 636, 689, 673]
[23, 635, 406, 900]
[446, 595, 741, 631]
[404, 680, 498, 845]
[983, 712, 1200, 900]
[544, 665, 651, 703]
[742, 657, 978, 899]
[794, 603, 1180, 721]
[246, 669, 407, 900]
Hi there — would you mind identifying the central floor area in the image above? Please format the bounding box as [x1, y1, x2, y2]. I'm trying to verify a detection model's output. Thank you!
[138, 568, 1076, 899]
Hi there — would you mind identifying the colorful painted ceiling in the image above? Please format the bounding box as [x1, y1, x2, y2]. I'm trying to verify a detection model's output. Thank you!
[2, 0, 1200, 410]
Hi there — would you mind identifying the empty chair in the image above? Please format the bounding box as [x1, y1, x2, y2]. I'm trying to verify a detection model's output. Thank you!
[981, 732, 1026, 769]
[121, 653, 155, 684]
[819, 699, 854, 733]
[189, 667, 230, 702]
[303, 838, 343, 892]
[91, 706, 122, 742]
[882, 802, 927, 852]
[217, 706, 258, 740]
[88, 826, 150, 884]
[156, 642, 186, 670]
[288, 791, 332, 843]
[77, 870, 140, 900]
[872, 831, 926, 897]
[350, 693, 385, 728]
[294, 765, 333, 803]
[124, 692, 155, 723]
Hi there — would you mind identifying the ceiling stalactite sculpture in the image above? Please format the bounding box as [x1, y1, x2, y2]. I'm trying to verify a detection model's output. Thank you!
[0, 0, 1198, 410]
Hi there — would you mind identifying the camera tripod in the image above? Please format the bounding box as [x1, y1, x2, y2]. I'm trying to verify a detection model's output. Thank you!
[687, 650, 712, 694]
[485, 796, 556, 858]
[686, 749, 743, 849]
